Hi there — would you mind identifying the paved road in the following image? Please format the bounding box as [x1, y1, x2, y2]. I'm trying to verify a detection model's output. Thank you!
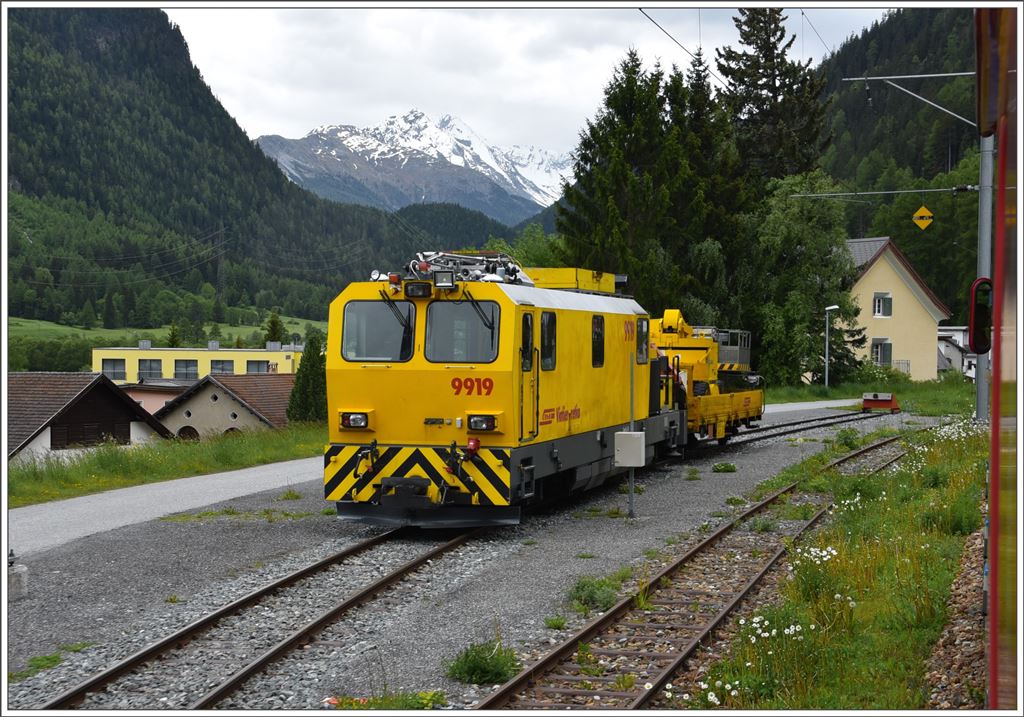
[8, 457, 320, 558]
[7, 399, 858, 558]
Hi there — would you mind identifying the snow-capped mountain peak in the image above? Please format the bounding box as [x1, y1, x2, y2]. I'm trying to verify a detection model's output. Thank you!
[303, 109, 570, 206]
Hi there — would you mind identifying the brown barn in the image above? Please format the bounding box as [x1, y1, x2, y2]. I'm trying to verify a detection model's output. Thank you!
[7, 372, 172, 462]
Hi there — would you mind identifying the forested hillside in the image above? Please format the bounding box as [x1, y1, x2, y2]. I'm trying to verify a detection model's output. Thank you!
[820, 8, 975, 182]
[395, 203, 513, 248]
[7, 8, 428, 324]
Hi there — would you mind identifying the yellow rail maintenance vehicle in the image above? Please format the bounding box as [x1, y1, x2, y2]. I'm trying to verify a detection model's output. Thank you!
[652, 309, 764, 445]
[324, 252, 684, 527]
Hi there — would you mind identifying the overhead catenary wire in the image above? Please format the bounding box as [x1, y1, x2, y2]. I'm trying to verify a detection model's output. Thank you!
[790, 185, 979, 199]
[638, 8, 728, 89]
[800, 10, 834, 60]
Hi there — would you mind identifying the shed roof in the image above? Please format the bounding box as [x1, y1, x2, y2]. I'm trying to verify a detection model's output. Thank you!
[7, 372, 171, 457]
[154, 373, 295, 429]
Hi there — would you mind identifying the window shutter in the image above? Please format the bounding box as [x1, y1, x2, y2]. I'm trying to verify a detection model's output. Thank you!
[883, 296, 893, 316]
[882, 343, 892, 365]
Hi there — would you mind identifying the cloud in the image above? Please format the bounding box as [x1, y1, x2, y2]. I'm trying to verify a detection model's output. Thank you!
[166, 6, 889, 152]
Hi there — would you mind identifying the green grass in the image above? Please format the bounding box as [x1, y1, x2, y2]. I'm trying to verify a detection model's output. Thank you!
[8, 423, 327, 507]
[446, 638, 520, 684]
[764, 371, 974, 417]
[675, 418, 987, 710]
[568, 565, 634, 615]
[544, 615, 567, 630]
[277, 488, 303, 501]
[713, 462, 738, 473]
[324, 690, 446, 710]
[160, 507, 316, 523]
[7, 314, 327, 345]
[8, 643, 95, 683]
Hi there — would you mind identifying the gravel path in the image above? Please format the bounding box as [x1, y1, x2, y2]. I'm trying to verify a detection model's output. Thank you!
[925, 527, 987, 709]
[7, 409, 931, 709]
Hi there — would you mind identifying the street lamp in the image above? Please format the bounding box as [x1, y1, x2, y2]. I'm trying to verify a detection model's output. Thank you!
[824, 305, 840, 389]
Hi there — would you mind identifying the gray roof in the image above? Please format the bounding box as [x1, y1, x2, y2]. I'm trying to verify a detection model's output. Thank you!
[847, 237, 889, 267]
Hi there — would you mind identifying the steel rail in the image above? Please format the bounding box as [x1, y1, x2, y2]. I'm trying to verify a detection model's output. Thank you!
[825, 434, 904, 471]
[39, 528, 406, 710]
[191, 528, 482, 709]
[474, 482, 801, 709]
[629, 503, 830, 709]
[695, 411, 883, 450]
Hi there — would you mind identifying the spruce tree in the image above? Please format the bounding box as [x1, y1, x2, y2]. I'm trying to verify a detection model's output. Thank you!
[78, 300, 96, 329]
[556, 50, 682, 313]
[715, 8, 829, 181]
[287, 328, 326, 422]
[263, 311, 286, 344]
[166, 321, 181, 348]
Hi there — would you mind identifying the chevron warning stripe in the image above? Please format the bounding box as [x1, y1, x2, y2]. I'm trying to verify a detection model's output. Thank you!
[324, 444, 511, 506]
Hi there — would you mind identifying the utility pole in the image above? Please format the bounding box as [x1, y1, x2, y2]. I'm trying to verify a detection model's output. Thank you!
[976, 135, 993, 421]
[841, 71, 991, 421]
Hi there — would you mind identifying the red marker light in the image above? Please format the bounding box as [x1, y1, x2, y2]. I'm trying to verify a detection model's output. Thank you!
[466, 437, 481, 456]
[418, 261, 430, 272]
[388, 272, 401, 284]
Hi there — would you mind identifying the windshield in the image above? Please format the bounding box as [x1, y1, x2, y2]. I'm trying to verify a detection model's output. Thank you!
[426, 300, 500, 363]
[342, 300, 415, 361]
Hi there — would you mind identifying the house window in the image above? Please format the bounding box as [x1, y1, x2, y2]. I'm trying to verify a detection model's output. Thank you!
[211, 360, 234, 374]
[138, 359, 163, 379]
[174, 359, 198, 380]
[540, 312, 556, 371]
[247, 360, 269, 374]
[871, 339, 892, 367]
[873, 293, 893, 317]
[592, 315, 604, 368]
[102, 358, 126, 381]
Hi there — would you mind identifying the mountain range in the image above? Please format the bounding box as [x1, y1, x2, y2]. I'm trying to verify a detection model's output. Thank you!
[257, 110, 572, 226]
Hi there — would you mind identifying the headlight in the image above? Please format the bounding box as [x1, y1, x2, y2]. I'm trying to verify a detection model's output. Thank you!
[341, 412, 368, 428]
[468, 414, 496, 431]
[404, 281, 432, 298]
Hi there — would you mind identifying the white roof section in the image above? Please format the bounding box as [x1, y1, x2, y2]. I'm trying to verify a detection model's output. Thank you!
[497, 284, 646, 315]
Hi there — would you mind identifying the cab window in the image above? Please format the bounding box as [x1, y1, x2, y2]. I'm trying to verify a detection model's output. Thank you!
[636, 317, 649, 364]
[541, 312, 556, 370]
[521, 313, 534, 371]
[342, 301, 414, 361]
[592, 315, 604, 367]
[426, 300, 500, 363]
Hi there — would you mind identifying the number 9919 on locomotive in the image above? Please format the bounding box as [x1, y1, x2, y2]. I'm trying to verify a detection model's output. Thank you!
[323, 252, 685, 527]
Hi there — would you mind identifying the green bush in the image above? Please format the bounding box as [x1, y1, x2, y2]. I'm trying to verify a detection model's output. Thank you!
[834, 428, 860, 450]
[569, 576, 619, 613]
[712, 462, 737, 473]
[446, 639, 520, 684]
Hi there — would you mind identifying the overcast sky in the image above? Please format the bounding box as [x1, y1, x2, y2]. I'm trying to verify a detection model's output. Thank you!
[164, 4, 893, 153]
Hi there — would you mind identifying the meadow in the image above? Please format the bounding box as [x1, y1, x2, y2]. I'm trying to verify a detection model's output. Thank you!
[8, 423, 327, 508]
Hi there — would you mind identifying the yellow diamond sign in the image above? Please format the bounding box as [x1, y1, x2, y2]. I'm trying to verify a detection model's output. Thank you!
[913, 205, 933, 230]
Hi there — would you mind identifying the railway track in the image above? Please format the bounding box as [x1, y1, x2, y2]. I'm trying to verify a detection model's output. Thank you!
[477, 430, 918, 710]
[826, 434, 907, 475]
[725, 410, 888, 447]
[39, 528, 480, 710]
[475, 482, 828, 710]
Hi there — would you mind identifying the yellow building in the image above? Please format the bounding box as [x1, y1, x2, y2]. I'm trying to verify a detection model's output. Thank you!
[92, 340, 304, 384]
[847, 237, 951, 381]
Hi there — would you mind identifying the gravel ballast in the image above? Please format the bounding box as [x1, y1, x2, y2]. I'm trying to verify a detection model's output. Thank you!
[7, 410, 934, 709]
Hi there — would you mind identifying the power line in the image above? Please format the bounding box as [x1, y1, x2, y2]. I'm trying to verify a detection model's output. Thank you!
[790, 185, 979, 199]
[25, 249, 230, 288]
[638, 8, 727, 89]
[800, 10, 834, 60]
